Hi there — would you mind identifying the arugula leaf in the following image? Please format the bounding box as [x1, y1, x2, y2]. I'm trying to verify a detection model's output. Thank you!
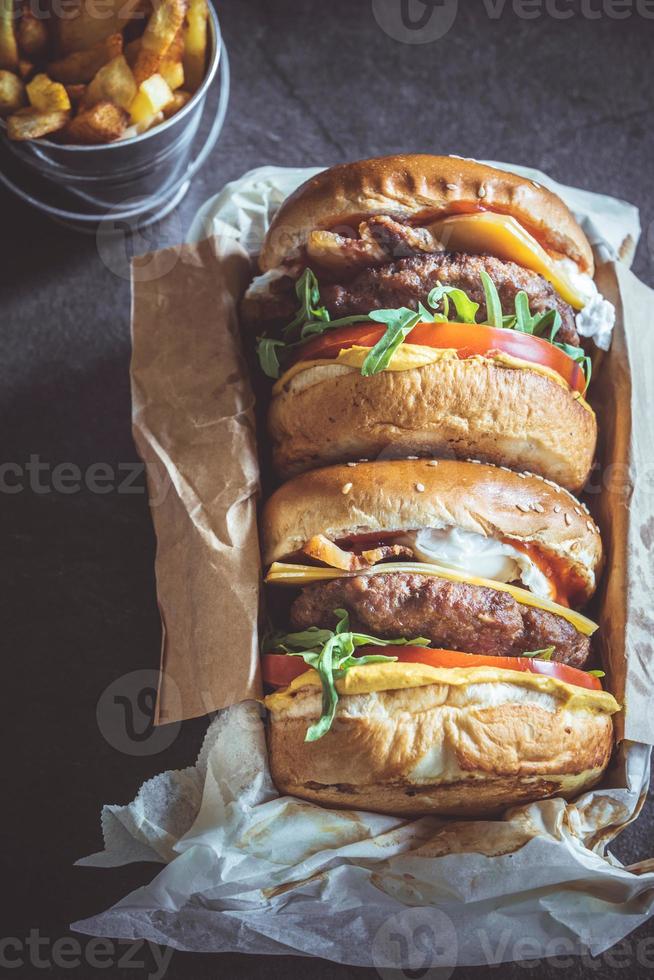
[283, 268, 330, 340]
[521, 646, 556, 660]
[586, 669, 606, 678]
[256, 337, 286, 380]
[479, 269, 504, 330]
[270, 609, 430, 741]
[428, 283, 479, 324]
[555, 342, 592, 391]
[361, 309, 422, 376]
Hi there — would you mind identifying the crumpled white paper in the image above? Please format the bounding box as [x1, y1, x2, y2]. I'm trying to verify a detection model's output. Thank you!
[73, 163, 654, 968]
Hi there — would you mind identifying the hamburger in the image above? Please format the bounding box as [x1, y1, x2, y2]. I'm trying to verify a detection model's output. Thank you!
[260, 459, 619, 816]
[241, 155, 615, 491]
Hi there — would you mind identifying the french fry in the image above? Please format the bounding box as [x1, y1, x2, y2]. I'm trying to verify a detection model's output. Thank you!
[0, 0, 19, 70]
[159, 55, 182, 91]
[0, 67, 24, 113]
[82, 54, 136, 110]
[27, 72, 71, 111]
[48, 32, 122, 85]
[54, 0, 148, 58]
[162, 87, 189, 118]
[120, 107, 162, 139]
[182, 0, 207, 92]
[7, 105, 69, 139]
[133, 0, 186, 85]
[63, 98, 128, 143]
[16, 8, 48, 60]
[129, 71, 172, 123]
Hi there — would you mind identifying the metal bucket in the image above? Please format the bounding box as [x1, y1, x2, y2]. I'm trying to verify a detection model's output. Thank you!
[0, 3, 229, 231]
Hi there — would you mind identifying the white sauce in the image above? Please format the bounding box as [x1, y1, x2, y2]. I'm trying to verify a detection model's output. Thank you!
[556, 259, 615, 351]
[403, 527, 554, 600]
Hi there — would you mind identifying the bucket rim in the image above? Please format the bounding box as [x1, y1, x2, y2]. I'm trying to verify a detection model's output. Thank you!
[0, 2, 222, 154]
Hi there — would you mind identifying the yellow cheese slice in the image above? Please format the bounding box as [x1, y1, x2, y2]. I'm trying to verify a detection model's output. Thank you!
[265, 560, 598, 637]
[264, 661, 620, 715]
[427, 212, 587, 309]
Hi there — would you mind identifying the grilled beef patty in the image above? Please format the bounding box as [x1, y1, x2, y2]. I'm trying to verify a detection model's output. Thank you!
[290, 572, 590, 668]
[320, 252, 579, 346]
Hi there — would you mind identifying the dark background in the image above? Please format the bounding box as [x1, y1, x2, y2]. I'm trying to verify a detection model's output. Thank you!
[2, 1, 653, 978]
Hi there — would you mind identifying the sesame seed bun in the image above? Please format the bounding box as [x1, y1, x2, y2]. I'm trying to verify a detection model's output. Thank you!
[265, 663, 617, 817]
[259, 155, 593, 275]
[261, 459, 602, 600]
[268, 356, 597, 492]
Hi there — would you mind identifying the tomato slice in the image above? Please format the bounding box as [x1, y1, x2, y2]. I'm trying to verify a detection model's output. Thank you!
[293, 321, 587, 396]
[261, 646, 603, 691]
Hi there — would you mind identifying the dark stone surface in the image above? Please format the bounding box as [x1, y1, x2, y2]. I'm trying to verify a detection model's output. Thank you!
[2, 1, 653, 978]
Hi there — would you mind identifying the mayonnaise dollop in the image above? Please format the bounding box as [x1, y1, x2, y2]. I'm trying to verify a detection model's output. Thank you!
[403, 527, 554, 600]
[556, 259, 615, 351]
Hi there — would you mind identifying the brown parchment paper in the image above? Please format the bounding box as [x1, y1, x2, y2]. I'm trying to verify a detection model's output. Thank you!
[593, 261, 654, 745]
[130, 237, 262, 724]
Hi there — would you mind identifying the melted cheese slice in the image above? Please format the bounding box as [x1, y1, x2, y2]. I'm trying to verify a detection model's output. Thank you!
[264, 661, 619, 715]
[265, 560, 598, 636]
[426, 212, 587, 309]
[273, 345, 593, 414]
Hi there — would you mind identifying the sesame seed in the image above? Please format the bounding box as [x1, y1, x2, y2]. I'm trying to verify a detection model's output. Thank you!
[415, 483, 426, 493]
[574, 507, 582, 516]
[406, 455, 419, 460]
[446, 182, 458, 190]
[587, 520, 595, 531]
[346, 461, 357, 467]
[564, 513, 572, 525]
[518, 473, 527, 479]
[478, 184, 487, 198]
[358, 458, 369, 463]
[534, 503, 545, 513]
[554, 505, 562, 513]
[342, 483, 353, 495]
[516, 503, 531, 513]
[427, 460, 439, 466]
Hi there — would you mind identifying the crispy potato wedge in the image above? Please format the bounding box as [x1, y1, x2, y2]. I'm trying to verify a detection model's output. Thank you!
[54, 0, 148, 58]
[48, 32, 122, 85]
[27, 72, 71, 111]
[162, 86, 189, 118]
[133, 0, 186, 85]
[129, 71, 172, 123]
[0, 0, 19, 70]
[16, 9, 48, 60]
[82, 54, 136, 110]
[63, 98, 128, 143]
[0, 67, 24, 114]
[159, 55, 183, 90]
[183, 0, 208, 91]
[7, 105, 69, 139]
[121, 107, 162, 139]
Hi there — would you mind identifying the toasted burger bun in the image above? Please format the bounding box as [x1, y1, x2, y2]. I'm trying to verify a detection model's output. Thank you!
[269, 355, 597, 492]
[265, 663, 617, 817]
[262, 459, 602, 599]
[260, 155, 593, 275]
